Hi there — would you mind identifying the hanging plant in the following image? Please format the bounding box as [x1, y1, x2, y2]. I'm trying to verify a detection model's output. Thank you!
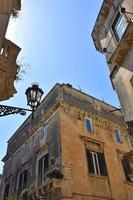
[19, 188, 30, 200]
[6, 195, 16, 200]
[15, 58, 30, 81]
[11, 9, 19, 19]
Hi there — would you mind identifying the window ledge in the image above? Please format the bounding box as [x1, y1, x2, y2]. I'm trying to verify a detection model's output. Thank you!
[88, 173, 108, 180]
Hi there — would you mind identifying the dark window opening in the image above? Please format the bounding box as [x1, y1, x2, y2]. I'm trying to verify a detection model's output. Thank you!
[38, 153, 49, 183]
[86, 149, 107, 176]
[18, 169, 28, 191]
[121, 158, 133, 182]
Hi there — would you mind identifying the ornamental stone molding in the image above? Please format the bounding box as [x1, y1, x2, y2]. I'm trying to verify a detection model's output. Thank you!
[0, 0, 21, 15]
[60, 102, 126, 133]
[0, 38, 21, 100]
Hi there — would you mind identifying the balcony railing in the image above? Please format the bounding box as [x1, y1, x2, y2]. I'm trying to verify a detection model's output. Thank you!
[103, 12, 133, 66]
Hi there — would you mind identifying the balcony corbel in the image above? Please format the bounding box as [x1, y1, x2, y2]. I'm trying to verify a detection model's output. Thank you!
[0, 38, 21, 100]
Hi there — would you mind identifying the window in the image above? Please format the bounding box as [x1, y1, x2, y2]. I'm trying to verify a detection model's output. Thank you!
[38, 153, 49, 182]
[86, 118, 93, 133]
[86, 149, 107, 176]
[3, 183, 10, 200]
[115, 129, 123, 143]
[112, 12, 128, 41]
[121, 157, 133, 182]
[43, 124, 48, 138]
[18, 170, 28, 190]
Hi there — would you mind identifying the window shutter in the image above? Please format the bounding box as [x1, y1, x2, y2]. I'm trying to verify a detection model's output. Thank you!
[23, 170, 28, 185]
[121, 158, 130, 182]
[86, 149, 94, 173]
[86, 118, 93, 132]
[44, 153, 49, 172]
[98, 152, 108, 176]
[19, 173, 23, 188]
[38, 158, 42, 175]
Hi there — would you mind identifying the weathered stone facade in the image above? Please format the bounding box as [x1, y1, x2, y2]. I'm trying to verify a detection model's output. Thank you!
[92, 0, 133, 125]
[92, 0, 133, 186]
[1, 83, 133, 200]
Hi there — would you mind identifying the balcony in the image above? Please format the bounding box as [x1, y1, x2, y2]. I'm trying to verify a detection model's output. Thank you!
[109, 22, 133, 66]
[103, 13, 133, 67]
[0, 38, 21, 100]
[30, 178, 62, 200]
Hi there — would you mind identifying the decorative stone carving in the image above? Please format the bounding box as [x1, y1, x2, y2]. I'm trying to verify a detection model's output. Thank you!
[0, 38, 21, 100]
[0, 0, 21, 15]
[60, 102, 125, 132]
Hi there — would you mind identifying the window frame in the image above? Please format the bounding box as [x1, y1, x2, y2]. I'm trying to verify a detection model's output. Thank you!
[86, 149, 108, 177]
[85, 117, 93, 133]
[115, 128, 123, 143]
[18, 169, 28, 191]
[112, 11, 128, 41]
[38, 153, 49, 183]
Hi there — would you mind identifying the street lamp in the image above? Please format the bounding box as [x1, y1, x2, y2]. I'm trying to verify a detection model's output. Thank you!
[0, 83, 44, 117]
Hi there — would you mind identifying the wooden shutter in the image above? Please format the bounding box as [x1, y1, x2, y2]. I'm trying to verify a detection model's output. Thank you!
[23, 170, 28, 186]
[19, 172, 23, 188]
[44, 153, 49, 172]
[98, 152, 108, 176]
[38, 158, 43, 175]
[121, 158, 130, 182]
[86, 149, 94, 173]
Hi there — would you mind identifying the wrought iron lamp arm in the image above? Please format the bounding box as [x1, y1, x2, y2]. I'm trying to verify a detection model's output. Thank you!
[0, 104, 32, 117]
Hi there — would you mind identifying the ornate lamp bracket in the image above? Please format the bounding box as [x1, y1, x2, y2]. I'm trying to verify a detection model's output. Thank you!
[0, 104, 32, 117]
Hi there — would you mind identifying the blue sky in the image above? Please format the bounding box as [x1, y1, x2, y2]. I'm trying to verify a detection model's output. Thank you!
[0, 0, 120, 173]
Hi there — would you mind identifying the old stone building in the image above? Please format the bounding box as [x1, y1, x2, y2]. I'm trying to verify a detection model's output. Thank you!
[0, 0, 21, 100]
[1, 83, 133, 200]
[92, 0, 133, 187]
[92, 0, 133, 142]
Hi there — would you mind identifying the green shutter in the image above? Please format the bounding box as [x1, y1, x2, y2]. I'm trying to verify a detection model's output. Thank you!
[98, 152, 108, 176]
[86, 149, 95, 173]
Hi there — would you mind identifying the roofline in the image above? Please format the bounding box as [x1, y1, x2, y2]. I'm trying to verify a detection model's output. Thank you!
[7, 82, 121, 143]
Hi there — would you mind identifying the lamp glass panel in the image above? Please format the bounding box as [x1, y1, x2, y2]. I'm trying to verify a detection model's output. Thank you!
[30, 89, 37, 101]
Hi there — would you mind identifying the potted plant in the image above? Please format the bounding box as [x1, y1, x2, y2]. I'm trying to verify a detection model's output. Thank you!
[6, 195, 16, 200]
[19, 188, 30, 200]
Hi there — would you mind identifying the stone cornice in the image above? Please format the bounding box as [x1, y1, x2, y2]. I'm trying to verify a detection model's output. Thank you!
[60, 102, 126, 133]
